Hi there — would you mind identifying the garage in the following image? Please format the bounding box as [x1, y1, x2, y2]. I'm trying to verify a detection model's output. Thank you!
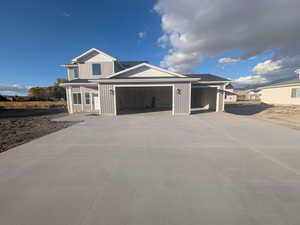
[115, 86, 173, 114]
[191, 87, 217, 112]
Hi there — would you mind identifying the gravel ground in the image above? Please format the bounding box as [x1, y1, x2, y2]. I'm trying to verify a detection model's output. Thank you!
[0, 108, 78, 153]
[226, 101, 300, 130]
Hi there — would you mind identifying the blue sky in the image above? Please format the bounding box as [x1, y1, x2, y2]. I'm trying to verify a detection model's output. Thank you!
[0, 0, 299, 95]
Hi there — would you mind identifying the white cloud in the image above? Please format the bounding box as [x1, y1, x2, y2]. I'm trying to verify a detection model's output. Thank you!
[252, 60, 281, 75]
[232, 75, 268, 88]
[233, 56, 300, 88]
[218, 58, 241, 64]
[160, 50, 202, 73]
[154, 0, 300, 87]
[137, 32, 146, 38]
[0, 85, 30, 96]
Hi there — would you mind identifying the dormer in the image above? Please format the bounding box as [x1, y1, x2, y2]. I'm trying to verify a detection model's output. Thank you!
[63, 48, 117, 80]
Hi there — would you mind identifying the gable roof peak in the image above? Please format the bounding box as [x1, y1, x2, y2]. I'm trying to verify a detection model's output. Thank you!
[72, 48, 116, 62]
[108, 62, 187, 78]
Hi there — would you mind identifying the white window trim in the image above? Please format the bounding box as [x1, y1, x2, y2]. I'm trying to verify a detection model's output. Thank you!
[92, 63, 102, 76]
[291, 88, 300, 98]
[72, 92, 82, 105]
[74, 67, 79, 79]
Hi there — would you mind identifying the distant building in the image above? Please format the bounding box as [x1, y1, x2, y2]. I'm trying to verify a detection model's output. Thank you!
[259, 80, 300, 105]
[236, 89, 261, 101]
[257, 69, 300, 105]
[224, 84, 237, 103]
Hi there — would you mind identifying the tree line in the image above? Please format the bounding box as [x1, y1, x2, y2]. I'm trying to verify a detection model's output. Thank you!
[28, 78, 67, 101]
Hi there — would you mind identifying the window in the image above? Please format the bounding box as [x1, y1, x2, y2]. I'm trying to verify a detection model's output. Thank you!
[73, 93, 82, 104]
[74, 67, 79, 78]
[85, 93, 90, 104]
[92, 64, 101, 75]
[291, 88, 300, 98]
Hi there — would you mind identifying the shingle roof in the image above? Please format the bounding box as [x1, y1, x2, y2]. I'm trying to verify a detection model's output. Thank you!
[185, 73, 229, 81]
[261, 78, 300, 89]
[114, 61, 148, 73]
[226, 83, 234, 89]
[119, 61, 148, 69]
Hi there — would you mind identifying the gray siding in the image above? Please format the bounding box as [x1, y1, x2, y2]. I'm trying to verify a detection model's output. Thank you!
[173, 83, 190, 115]
[99, 84, 115, 115]
[78, 62, 114, 79]
[67, 82, 194, 116]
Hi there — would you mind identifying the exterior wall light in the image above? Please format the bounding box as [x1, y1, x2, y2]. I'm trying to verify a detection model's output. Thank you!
[176, 88, 181, 95]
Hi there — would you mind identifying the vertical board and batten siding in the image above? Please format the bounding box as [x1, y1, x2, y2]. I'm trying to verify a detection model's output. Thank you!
[173, 83, 191, 115]
[99, 84, 115, 115]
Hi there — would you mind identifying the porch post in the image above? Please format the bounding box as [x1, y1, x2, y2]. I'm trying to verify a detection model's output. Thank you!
[98, 83, 101, 115]
[189, 83, 192, 115]
[216, 87, 220, 112]
[222, 85, 225, 111]
[68, 86, 74, 114]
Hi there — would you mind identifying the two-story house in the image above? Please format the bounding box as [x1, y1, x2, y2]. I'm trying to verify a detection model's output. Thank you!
[61, 48, 229, 115]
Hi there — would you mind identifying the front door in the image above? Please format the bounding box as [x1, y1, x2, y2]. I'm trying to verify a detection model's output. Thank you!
[92, 94, 100, 111]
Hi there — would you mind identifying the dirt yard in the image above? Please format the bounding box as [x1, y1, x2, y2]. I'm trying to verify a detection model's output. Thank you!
[0, 108, 78, 153]
[226, 101, 300, 130]
[0, 101, 66, 109]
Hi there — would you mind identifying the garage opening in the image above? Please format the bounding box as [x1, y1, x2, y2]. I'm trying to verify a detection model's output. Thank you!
[116, 86, 173, 115]
[191, 87, 217, 113]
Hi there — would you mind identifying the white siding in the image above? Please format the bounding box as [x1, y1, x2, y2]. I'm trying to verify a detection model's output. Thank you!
[261, 85, 300, 105]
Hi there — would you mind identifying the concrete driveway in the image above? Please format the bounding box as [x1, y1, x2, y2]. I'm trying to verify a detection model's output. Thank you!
[1, 112, 300, 225]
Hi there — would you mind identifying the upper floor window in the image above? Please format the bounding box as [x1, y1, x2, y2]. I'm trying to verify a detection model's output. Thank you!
[92, 64, 101, 75]
[291, 88, 300, 98]
[74, 67, 79, 78]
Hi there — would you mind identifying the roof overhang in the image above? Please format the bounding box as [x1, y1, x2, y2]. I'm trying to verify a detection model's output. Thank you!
[89, 77, 200, 84]
[60, 64, 78, 68]
[194, 81, 230, 85]
[259, 82, 300, 90]
[59, 82, 97, 87]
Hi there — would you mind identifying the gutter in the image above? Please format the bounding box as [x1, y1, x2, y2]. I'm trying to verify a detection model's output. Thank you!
[89, 78, 201, 83]
[259, 82, 300, 90]
[59, 83, 98, 87]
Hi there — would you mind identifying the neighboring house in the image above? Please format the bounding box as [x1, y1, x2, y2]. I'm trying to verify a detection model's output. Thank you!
[224, 84, 237, 103]
[60, 48, 229, 116]
[236, 89, 261, 101]
[259, 78, 300, 105]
